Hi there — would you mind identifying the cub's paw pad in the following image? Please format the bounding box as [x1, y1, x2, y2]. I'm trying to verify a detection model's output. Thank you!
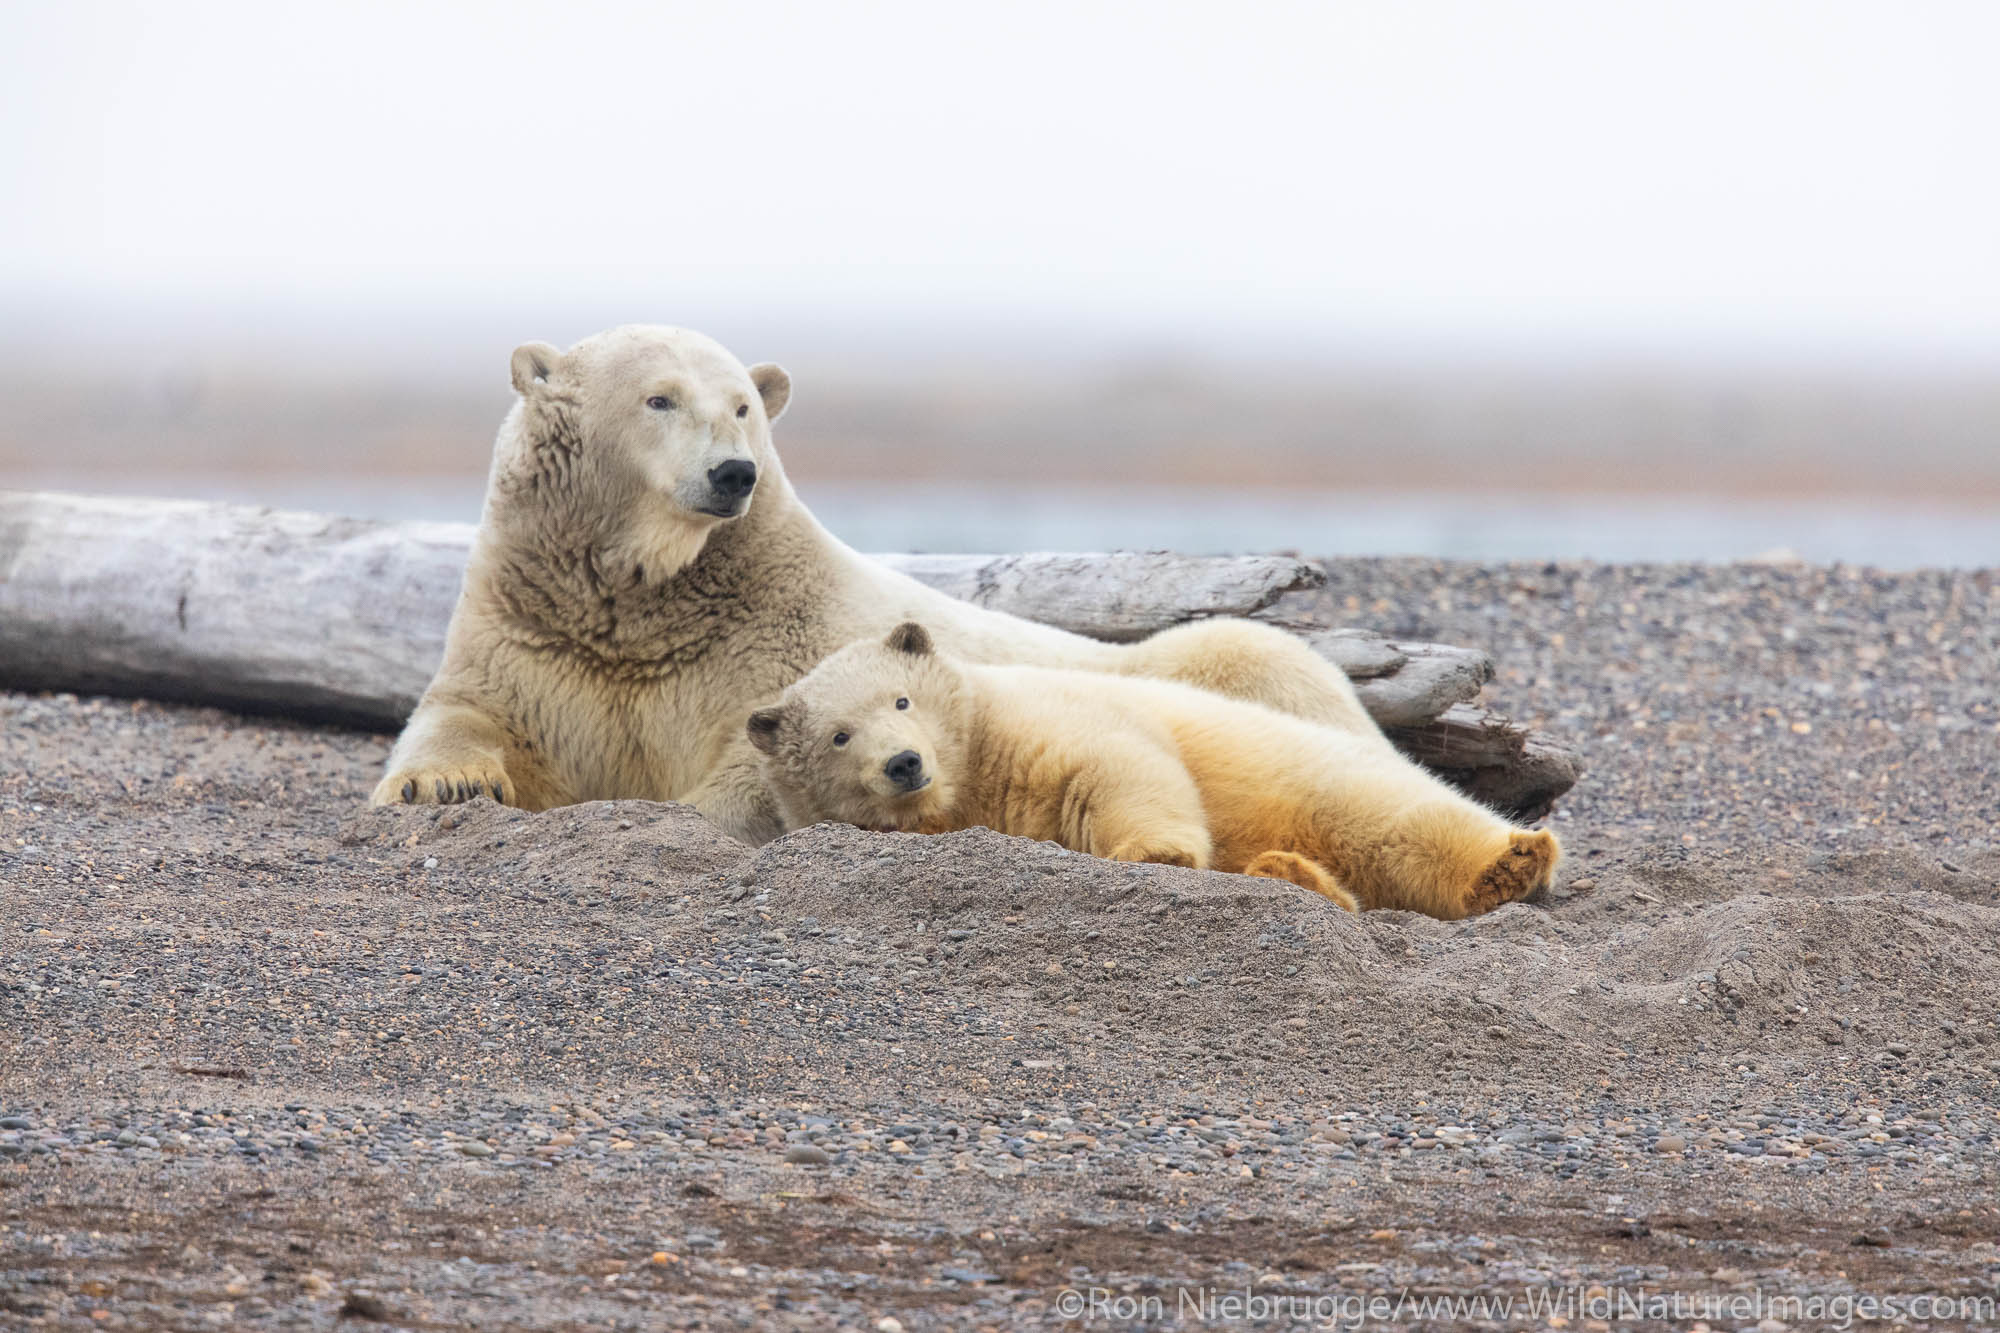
[1467, 830, 1561, 915]
[372, 767, 510, 808]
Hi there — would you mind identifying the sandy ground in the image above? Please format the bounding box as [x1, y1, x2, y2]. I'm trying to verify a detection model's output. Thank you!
[3, 557, 1998, 1330]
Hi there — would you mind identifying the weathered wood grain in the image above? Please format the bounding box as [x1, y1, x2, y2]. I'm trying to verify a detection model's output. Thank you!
[1390, 702, 1586, 823]
[0, 491, 1582, 816]
[0, 493, 1324, 727]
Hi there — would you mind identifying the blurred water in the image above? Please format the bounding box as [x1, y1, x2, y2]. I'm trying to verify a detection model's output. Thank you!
[15, 473, 1996, 569]
[806, 483, 2000, 569]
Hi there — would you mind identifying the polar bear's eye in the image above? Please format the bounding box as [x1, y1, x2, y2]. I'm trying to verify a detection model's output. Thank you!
[646, 395, 674, 411]
[735, 403, 750, 419]
[895, 697, 910, 710]
[832, 732, 850, 747]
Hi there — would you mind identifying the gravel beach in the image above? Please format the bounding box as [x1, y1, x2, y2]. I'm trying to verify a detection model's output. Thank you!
[3, 557, 1997, 1330]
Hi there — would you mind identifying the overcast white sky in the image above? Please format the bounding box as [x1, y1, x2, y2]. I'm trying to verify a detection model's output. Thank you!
[3, 0, 1997, 367]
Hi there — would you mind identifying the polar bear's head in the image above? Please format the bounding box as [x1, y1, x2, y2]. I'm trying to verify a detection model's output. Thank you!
[501, 324, 792, 576]
[747, 623, 969, 833]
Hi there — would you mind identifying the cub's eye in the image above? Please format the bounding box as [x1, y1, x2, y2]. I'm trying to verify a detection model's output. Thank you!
[646, 395, 674, 411]
[832, 732, 850, 747]
[735, 403, 750, 419]
[895, 697, 910, 710]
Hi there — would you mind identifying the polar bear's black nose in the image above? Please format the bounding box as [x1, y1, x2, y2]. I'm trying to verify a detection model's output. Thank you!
[883, 750, 926, 791]
[708, 459, 758, 502]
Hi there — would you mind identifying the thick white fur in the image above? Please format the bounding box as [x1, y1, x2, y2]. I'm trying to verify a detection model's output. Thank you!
[373, 324, 1386, 843]
[751, 625, 1562, 920]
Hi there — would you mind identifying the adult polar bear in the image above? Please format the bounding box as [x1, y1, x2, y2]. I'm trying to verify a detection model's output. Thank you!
[373, 324, 1386, 845]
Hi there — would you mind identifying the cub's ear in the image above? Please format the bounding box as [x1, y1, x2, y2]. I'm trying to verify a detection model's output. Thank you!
[750, 363, 791, 421]
[885, 622, 933, 656]
[510, 341, 562, 396]
[746, 704, 792, 755]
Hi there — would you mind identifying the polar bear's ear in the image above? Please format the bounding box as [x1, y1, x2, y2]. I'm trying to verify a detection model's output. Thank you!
[510, 342, 562, 397]
[885, 622, 934, 657]
[750, 363, 791, 422]
[746, 702, 795, 755]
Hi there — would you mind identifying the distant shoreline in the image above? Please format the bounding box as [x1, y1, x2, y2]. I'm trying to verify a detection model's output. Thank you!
[5, 474, 1997, 570]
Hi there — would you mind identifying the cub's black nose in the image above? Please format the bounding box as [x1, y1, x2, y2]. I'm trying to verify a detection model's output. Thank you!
[883, 749, 926, 792]
[708, 459, 758, 501]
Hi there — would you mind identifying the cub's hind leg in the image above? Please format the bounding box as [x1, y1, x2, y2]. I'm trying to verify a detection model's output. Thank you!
[1243, 850, 1361, 913]
[1464, 829, 1562, 917]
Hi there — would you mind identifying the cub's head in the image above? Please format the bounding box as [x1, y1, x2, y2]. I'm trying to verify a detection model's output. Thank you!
[747, 623, 969, 833]
[501, 324, 792, 575]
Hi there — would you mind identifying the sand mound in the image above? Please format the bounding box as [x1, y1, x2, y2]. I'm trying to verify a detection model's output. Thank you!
[336, 798, 749, 897]
[311, 805, 2000, 1108]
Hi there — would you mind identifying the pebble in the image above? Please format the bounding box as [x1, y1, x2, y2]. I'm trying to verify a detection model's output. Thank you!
[0, 1091, 1912, 1186]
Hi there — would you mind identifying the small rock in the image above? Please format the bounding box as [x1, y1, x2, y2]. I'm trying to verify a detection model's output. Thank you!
[340, 1291, 391, 1321]
[457, 1141, 495, 1158]
[785, 1143, 831, 1166]
[1654, 1135, 1687, 1154]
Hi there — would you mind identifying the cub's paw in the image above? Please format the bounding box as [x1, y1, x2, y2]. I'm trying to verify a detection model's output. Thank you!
[1243, 850, 1360, 913]
[370, 763, 512, 808]
[1105, 837, 1210, 871]
[1465, 829, 1561, 916]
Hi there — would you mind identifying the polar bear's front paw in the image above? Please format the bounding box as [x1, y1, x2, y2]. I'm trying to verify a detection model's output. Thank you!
[1464, 830, 1560, 916]
[1243, 850, 1360, 912]
[1105, 836, 1210, 871]
[371, 762, 513, 808]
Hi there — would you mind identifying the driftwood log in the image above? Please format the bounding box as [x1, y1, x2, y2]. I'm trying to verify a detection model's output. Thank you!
[0, 491, 1581, 818]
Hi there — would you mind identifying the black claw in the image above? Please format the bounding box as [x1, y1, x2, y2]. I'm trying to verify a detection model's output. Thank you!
[492, 781, 507, 805]
[454, 781, 469, 803]
[435, 779, 449, 803]
[471, 780, 487, 800]
[400, 779, 415, 803]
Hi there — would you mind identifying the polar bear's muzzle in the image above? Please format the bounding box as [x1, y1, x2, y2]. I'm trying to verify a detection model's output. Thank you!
[882, 749, 930, 794]
[695, 458, 758, 517]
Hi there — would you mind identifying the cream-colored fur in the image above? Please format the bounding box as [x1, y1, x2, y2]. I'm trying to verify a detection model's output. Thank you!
[750, 624, 1561, 921]
[373, 324, 1386, 844]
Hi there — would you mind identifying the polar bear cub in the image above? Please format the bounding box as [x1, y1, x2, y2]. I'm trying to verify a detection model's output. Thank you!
[748, 623, 1560, 921]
